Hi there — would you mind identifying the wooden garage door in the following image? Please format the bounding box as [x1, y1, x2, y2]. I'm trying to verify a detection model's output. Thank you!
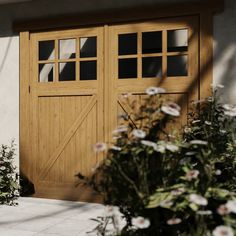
[25, 16, 199, 201]
[30, 27, 104, 201]
[108, 16, 199, 133]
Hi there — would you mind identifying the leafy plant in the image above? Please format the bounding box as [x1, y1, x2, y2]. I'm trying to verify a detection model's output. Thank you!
[0, 141, 19, 205]
[82, 86, 236, 236]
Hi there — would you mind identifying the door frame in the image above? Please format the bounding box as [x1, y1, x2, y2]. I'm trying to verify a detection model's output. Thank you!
[19, 2, 221, 191]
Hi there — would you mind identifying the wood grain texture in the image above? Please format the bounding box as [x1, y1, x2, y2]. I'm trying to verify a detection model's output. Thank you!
[19, 31, 31, 181]
[19, 12, 215, 201]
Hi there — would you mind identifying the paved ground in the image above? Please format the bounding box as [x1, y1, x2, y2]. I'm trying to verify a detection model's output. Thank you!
[0, 197, 105, 236]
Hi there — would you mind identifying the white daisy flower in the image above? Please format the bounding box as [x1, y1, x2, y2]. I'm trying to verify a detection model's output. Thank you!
[224, 110, 236, 117]
[184, 127, 191, 133]
[131, 129, 146, 139]
[185, 151, 197, 156]
[185, 170, 199, 181]
[166, 143, 179, 152]
[211, 83, 224, 89]
[196, 210, 212, 215]
[155, 144, 166, 153]
[110, 146, 122, 151]
[222, 104, 236, 117]
[215, 169, 222, 176]
[207, 97, 214, 102]
[141, 140, 158, 150]
[212, 226, 234, 236]
[112, 125, 128, 134]
[0, 166, 6, 171]
[205, 121, 212, 125]
[145, 87, 166, 95]
[226, 200, 236, 214]
[167, 218, 182, 225]
[93, 142, 107, 153]
[222, 104, 236, 111]
[171, 188, 185, 196]
[192, 120, 201, 124]
[189, 194, 208, 206]
[161, 102, 181, 117]
[190, 140, 208, 145]
[131, 216, 150, 229]
[160, 200, 174, 208]
[220, 130, 227, 134]
[104, 206, 120, 217]
[217, 204, 229, 215]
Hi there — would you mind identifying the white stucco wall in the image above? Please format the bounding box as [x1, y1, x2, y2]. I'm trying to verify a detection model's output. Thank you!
[0, 36, 19, 169]
[213, 0, 236, 103]
[0, 0, 234, 169]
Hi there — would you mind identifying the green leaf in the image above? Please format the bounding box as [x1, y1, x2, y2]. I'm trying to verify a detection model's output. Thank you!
[189, 203, 199, 211]
[147, 191, 172, 209]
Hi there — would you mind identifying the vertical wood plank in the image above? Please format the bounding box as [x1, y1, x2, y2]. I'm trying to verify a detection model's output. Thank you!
[19, 31, 31, 181]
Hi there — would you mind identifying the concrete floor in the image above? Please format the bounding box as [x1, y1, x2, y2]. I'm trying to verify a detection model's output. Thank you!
[0, 197, 105, 236]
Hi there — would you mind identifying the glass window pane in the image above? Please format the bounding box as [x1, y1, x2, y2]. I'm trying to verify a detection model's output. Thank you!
[142, 31, 162, 54]
[39, 64, 54, 82]
[59, 62, 76, 81]
[59, 39, 76, 59]
[80, 37, 97, 58]
[39, 40, 55, 60]
[119, 33, 137, 55]
[167, 29, 188, 52]
[142, 57, 162, 78]
[167, 55, 188, 77]
[80, 61, 97, 80]
[119, 58, 137, 79]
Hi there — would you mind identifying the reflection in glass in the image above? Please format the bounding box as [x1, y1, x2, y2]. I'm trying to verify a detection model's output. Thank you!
[167, 29, 188, 52]
[80, 61, 97, 80]
[119, 33, 137, 55]
[39, 64, 54, 82]
[39, 40, 55, 60]
[59, 39, 76, 59]
[119, 58, 137, 79]
[142, 31, 162, 54]
[167, 55, 188, 76]
[59, 62, 76, 81]
[142, 57, 162, 78]
[80, 37, 97, 58]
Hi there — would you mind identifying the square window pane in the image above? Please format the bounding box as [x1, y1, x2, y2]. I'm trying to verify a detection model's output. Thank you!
[167, 55, 188, 77]
[59, 39, 76, 59]
[119, 58, 137, 79]
[167, 29, 188, 52]
[119, 33, 137, 55]
[39, 64, 54, 82]
[80, 37, 97, 58]
[142, 31, 162, 54]
[39, 40, 55, 60]
[59, 62, 76, 81]
[142, 57, 162, 78]
[80, 61, 97, 80]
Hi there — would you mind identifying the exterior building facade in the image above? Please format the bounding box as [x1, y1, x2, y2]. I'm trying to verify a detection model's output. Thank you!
[0, 0, 234, 201]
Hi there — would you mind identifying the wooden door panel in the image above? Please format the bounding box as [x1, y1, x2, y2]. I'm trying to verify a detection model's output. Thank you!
[37, 95, 98, 182]
[109, 16, 199, 133]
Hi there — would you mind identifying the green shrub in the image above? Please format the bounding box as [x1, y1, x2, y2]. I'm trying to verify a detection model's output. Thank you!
[83, 86, 236, 236]
[0, 142, 19, 205]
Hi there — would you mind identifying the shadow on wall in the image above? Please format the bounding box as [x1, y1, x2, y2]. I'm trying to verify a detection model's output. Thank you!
[0, 37, 12, 75]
